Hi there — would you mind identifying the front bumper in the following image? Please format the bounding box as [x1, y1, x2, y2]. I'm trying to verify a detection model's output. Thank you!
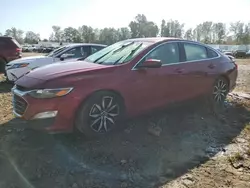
[11, 87, 79, 133]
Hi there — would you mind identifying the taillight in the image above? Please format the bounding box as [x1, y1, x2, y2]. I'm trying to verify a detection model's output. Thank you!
[234, 62, 238, 69]
[16, 48, 21, 53]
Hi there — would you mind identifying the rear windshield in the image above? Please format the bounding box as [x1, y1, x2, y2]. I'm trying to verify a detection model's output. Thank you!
[11, 38, 21, 48]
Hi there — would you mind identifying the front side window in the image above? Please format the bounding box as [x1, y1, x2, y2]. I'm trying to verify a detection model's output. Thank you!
[85, 40, 153, 65]
[62, 46, 88, 59]
[144, 42, 180, 65]
[47, 46, 67, 57]
[184, 43, 207, 61]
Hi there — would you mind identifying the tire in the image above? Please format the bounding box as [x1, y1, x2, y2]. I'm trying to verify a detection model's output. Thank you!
[207, 77, 229, 114]
[0, 58, 7, 75]
[75, 91, 125, 139]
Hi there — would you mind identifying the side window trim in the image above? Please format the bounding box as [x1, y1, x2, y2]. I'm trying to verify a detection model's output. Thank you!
[131, 41, 221, 70]
[132, 41, 180, 70]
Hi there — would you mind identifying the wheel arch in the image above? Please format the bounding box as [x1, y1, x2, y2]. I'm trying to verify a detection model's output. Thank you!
[219, 74, 230, 88]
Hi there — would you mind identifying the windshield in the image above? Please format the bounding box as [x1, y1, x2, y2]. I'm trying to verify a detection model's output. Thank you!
[47, 46, 67, 57]
[85, 40, 152, 65]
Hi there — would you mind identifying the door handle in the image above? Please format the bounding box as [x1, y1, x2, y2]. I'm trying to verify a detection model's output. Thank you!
[208, 63, 216, 69]
[175, 68, 184, 73]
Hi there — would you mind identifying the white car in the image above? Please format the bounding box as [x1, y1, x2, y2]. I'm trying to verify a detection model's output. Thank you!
[5, 43, 107, 82]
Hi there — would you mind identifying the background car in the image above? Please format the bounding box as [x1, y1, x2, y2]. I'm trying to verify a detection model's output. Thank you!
[12, 37, 238, 138]
[5, 43, 107, 82]
[0, 36, 22, 74]
[233, 49, 247, 58]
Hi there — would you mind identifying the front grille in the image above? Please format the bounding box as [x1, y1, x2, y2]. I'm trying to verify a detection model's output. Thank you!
[13, 94, 28, 116]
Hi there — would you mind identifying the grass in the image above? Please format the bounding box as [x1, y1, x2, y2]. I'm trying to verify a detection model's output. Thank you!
[228, 152, 244, 164]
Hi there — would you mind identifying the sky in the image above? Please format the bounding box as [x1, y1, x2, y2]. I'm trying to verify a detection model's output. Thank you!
[1, 0, 250, 39]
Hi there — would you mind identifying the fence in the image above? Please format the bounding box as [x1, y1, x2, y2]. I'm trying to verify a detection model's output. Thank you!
[207, 44, 250, 51]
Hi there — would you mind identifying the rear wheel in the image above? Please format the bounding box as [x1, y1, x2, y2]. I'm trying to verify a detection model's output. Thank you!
[208, 77, 229, 114]
[75, 91, 124, 138]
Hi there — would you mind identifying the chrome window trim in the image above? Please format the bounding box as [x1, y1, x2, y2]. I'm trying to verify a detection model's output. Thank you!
[131, 40, 221, 70]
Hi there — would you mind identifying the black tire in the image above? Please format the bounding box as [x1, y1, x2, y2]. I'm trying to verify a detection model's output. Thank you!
[75, 91, 125, 139]
[207, 77, 229, 114]
[0, 58, 7, 75]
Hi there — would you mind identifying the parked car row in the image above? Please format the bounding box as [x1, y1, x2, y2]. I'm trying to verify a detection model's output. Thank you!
[10, 37, 238, 138]
[22, 46, 57, 53]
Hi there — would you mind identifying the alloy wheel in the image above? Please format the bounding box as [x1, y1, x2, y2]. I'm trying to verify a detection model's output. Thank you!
[88, 96, 119, 133]
[213, 79, 228, 103]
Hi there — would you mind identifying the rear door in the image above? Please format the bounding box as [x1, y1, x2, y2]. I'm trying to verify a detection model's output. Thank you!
[179, 42, 217, 98]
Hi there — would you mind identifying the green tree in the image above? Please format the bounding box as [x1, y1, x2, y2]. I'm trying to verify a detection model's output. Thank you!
[161, 19, 184, 38]
[129, 14, 158, 38]
[79, 25, 96, 43]
[24, 31, 40, 44]
[5, 27, 24, 44]
[63, 27, 81, 42]
[99, 28, 119, 45]
[212, 23, 226, 44]
[51, 26, 63, 42]
[117, 27, 131, 41]
[184, 28, 193, 40]
[230, 21, 244, 44]
[200, 21, 213, 43]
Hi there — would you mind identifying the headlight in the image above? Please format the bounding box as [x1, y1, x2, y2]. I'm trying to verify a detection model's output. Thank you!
[28, 88, 73, 99]
[8, 63, 29, 70]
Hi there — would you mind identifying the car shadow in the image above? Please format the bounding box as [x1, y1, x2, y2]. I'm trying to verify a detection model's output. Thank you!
[0, 99, 249, 188]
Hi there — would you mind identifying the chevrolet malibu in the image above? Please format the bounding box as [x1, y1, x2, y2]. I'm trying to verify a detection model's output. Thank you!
[12, 37, 238, 138]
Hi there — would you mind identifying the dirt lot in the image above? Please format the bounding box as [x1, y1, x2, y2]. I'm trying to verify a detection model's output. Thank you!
[0, 58, 249, 188]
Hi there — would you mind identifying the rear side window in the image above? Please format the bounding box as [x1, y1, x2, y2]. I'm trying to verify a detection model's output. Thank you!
[184, 43, 207, 61]
[11, 38, 21, 48]
[207, 48, 219, 58]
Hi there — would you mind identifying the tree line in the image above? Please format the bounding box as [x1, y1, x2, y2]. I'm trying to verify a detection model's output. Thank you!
[1, 14, 250, 45]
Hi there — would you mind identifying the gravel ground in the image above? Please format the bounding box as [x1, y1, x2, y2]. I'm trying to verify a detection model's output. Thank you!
[0, 59, 249, 188]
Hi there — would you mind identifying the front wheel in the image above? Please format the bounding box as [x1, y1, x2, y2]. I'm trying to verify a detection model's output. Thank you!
[75, 91, 124, 138]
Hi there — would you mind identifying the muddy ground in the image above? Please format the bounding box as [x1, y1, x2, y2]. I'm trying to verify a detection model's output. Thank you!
[0, 59, 249, 188]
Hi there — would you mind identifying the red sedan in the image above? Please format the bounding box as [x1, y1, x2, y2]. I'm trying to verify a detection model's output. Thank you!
[12, 38, 238, 137]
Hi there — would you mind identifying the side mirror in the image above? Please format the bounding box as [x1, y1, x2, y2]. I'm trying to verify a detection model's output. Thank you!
[138, 59, 162, 68]
[60, 53, 74, 61]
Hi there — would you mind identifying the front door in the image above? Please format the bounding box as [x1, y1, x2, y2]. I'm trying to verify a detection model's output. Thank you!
[127, 42, 187, 114]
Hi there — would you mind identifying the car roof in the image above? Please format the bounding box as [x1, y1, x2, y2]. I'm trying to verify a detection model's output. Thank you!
[124, 37, 181, 43]
[0, 36, 13, 39]
[65, 43, 107, 47]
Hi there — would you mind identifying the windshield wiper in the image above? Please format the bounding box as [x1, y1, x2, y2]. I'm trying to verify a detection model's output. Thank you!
[93, 50, 114, 63]
[113, 43, 143, 65]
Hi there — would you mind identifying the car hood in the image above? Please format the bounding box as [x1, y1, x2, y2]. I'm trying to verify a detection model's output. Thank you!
[7, 56, 53, 65]
[20, 60, 110, 81]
